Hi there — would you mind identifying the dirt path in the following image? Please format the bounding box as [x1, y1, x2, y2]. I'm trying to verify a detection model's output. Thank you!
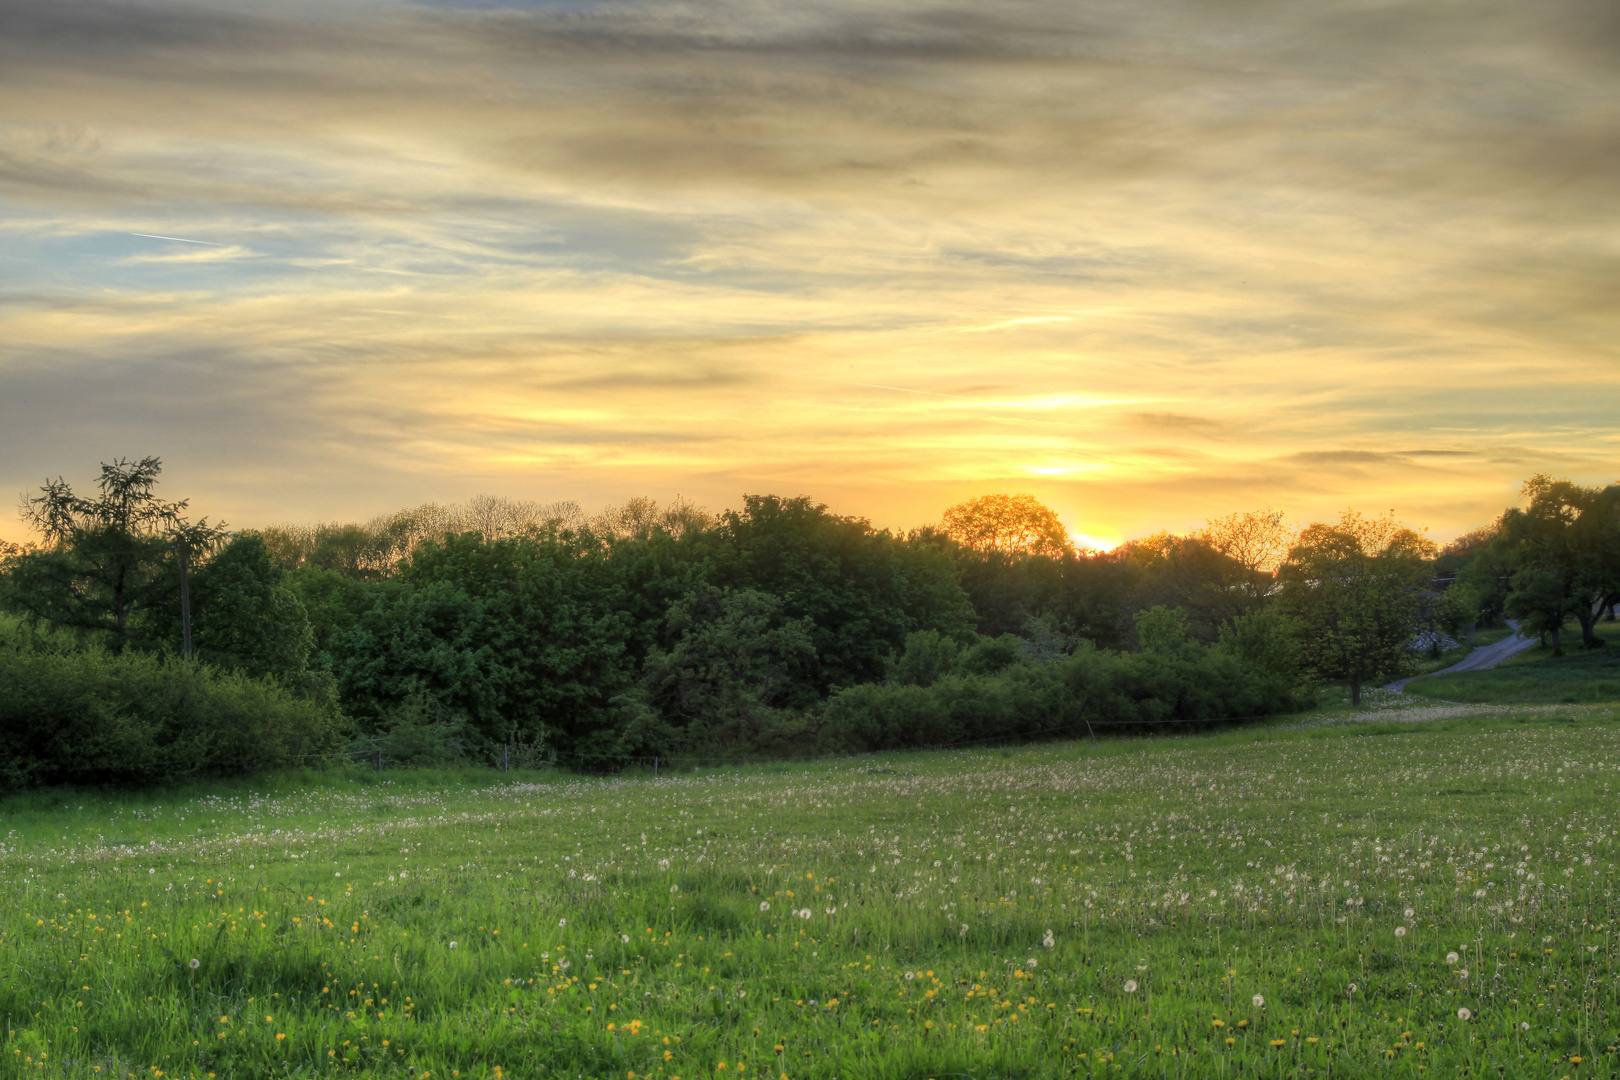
[1385, 622, 1538, 691]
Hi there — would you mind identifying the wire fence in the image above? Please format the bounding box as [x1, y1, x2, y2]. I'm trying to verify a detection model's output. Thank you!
[289, 709, 1287, 778]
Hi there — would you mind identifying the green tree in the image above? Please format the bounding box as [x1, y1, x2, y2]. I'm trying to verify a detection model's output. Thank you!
[1277, 511, 1436, 704]
[144, 533, 322, 693]
[7, 457, 222, 651]
[1495, 476, 1620, 650]
[1433, 582, 1482, 643]
[627, 587, 817, 758]
[705, 495, 974, 692]
[333, 531, 631, 756]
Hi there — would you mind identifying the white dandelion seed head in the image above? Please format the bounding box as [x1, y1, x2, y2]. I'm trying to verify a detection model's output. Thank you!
[620, 934, 630, 943]
[1123, 980, 1138, 993]
[1395, 926, 1407, 937]
[1446, 951, 1459, 964]
[1252, 994, 1264, 1008]
[670, 885, 680, 894]
[149, 869, 155, 874]
[658, 858, 670, 870]
[189, 958, 200, 970]
[825, 907, 836, 915]
[1026, 958, 1037, 969]
[1042, 931, 1055, 948]
[558, 918, 567, 927]
[1457, 1007, 1472, 1021]
[449, 941, 458, 949]
[1347, 983, 1357, 994]
[1457, 968, 1469, 979]
[759, 901, 770, 911]
[737, 989, 746, 998]
[1520, 1022, 1530, 1031]
[905, 973, 915, 981]
[797, 908, 812, 919]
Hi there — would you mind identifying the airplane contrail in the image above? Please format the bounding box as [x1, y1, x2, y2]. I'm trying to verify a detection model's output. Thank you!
[130, 232, 225, 246]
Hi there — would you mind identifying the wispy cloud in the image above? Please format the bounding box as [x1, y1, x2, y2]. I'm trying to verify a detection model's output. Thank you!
[0, 0, 1616, 541]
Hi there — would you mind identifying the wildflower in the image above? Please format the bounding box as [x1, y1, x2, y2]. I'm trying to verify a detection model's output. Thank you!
[1252, 994, 1265, 1008]
[189, 959, 201, 969]
[1347, 983, 1357, 995]
[1457, 968, 1469, 979]
[797, 909, 811, 919]
[670, 886, 680, 894]
[1123, 980, 1137, 993]
[620, 934, 630, 943]
[559, 919, 567, 928]
[759, 902, 770, 912]
[1395, 927, 1407, 938]
[1457, 1008, 1471, 1021]
[1041, 930, 1054, 948]
[1026, 958, 1037, 969]
[1270, 1040, 1286, 1048]
[1404, 908, 1414, 919]
[825, 906, 836, 915]
[1521, 1022, 1530, 1031]
[449, 942, 457, 949]
[1446, 951, 1459, 964]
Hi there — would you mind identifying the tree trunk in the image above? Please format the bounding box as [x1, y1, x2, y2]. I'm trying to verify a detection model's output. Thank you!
[1578, 606, 1598, 647]
[1550, 624, 1563, 656]
[1350, 678, 1362, 706]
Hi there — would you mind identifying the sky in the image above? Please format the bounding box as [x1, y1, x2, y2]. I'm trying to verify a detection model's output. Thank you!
[2, 0, 1617, 549]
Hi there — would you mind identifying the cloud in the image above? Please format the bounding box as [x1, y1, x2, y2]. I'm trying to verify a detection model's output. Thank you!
[0, 0, 1616, 544]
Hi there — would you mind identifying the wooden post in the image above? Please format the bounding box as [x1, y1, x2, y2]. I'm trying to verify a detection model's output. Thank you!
[177, 542, 192, 659]
[654, 757, 659, 778]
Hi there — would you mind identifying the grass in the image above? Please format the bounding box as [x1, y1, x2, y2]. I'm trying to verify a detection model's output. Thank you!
[1407, 620, 1620, 704]
[1, 709, 1617, 1079]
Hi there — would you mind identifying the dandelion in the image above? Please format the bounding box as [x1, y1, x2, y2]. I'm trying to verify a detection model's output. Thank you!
[905, 973, 915, 982]
[1041, 930, 1055, 948]
[1520, 1022, 1530, 1031]
[797, 909, 811, 919]
[658, 859, 670, 870]
[559, 919, 567, 928]
[189, 959, 200, 970]
[1026, 958, 1037, 969]
[959, 924, 969, 937]
[670, 885, 680, 894]
[1457, 968, 1469, 979]
[1457, 1008, 1472, 1021]
[1123, 980, 1138, 993]
[737, 990, 746, 998]
[1347, 983, 1357, 995]
[449, 942, 458, 950]
[1395, 926, 1407, 938]
[1404, 908, 1414, 919]
[1252, 995, 1265, 1008]
[620, 934, 630, 943]
[759, 902, 770, 912]
[1446, 951, 1459, 964]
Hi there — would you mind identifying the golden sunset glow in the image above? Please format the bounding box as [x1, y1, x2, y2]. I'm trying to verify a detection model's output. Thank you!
[3, 0, 1617, 541]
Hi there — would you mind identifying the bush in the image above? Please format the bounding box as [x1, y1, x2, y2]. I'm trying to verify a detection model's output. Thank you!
[822, 638, 1310, 754]
[0, 638, 343, 789]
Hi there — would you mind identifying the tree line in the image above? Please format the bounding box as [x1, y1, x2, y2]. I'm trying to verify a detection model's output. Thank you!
[1, 461, 1613, 785]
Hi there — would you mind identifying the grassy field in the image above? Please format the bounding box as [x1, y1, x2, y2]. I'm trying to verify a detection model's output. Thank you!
[1, 707, 1617, 1079]
[1408, 622, 1620, 705]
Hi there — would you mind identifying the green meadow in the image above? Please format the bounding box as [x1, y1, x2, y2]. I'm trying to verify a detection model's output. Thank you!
[2, 707, 1617, 1079]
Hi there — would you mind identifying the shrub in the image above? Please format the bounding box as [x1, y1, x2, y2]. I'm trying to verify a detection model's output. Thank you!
[0, 638, 343, 789]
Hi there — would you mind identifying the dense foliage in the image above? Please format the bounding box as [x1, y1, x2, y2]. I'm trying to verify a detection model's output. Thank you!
[0, 632, 341, 788]
[10, 458, 1618, 782]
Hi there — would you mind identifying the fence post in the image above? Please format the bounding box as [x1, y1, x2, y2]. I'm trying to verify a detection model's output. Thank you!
[654, 757, 659, 778]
